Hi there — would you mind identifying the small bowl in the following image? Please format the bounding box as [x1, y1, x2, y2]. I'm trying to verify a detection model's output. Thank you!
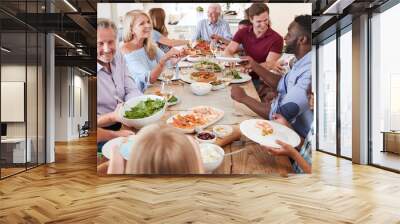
[190, 82, 212, 96]
[212, 125, 233, 138]
[195, 131, 216, 144]
[199, 143, 225, 173]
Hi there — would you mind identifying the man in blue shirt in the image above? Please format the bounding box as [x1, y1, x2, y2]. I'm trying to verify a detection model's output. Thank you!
[192, 3, 232, 44]
[231, 15, 312, 138]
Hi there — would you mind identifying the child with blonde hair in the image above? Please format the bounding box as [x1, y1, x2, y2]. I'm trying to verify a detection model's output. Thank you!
[107, 124, 204, 174]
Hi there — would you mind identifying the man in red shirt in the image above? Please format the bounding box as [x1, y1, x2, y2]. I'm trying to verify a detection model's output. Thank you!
[224, 3, 283, 82]
[224, 3, 283, 102]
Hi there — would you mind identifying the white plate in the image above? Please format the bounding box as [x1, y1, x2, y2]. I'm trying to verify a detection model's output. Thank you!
[229, 73, 252, 84]
[211, 83, 227, 90]
[215, 56, 242, 63]
[166, 106, 225, 133]
[240, 119, 301, 148]
[102, 135, 136, 160]
[180, 74, 194, 83]
[177, 61, 193, 68]
[186, 56, 204, 62]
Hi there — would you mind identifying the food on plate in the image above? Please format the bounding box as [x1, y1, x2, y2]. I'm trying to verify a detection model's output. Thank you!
[184, 48, 197, 56]
[210, 80, 224, 86]
[124, 98, 165, 119]
[154, 90, 176, 102]
[167, 95, 178, 103]
[224, 69, 242, 79]
[192, 106, 222, 123]
[213, 125, 233, 138]
[256, 121, 274, 136]
[200, 144, 222, 163]
[191, 71, 217, 82]
[196, 132, 216, 140]
[194, 60, 222, 72]
[171, 114, 206, 129]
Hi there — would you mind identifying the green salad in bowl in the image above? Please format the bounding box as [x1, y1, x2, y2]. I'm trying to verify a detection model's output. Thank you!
[124, 98, 165, 119]
[120, 95, 167, 128]
[194, 60, 222, 72]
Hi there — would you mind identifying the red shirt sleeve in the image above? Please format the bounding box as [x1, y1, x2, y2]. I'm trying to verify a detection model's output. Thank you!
[232, 27, 245, 44]
[270, 35, 284, 54]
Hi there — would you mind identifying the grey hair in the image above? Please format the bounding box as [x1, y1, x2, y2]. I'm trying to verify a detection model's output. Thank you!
[208, 3, 221, 13]
[97, 18, 117, 37]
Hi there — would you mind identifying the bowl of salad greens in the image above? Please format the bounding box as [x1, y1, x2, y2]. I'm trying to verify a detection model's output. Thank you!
[119, 95, 167, 129]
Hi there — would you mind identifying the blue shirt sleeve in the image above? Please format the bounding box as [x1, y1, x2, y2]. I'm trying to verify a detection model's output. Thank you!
[124, 53, 152, 93]
[276, 71, 311, 123]
[152, 30, 162, 43]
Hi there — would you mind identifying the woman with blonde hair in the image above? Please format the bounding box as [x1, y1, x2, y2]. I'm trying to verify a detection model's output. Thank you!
[149, 8, 189, 53]
[121, 10, 185, 92]
[107, 124, 205, 174]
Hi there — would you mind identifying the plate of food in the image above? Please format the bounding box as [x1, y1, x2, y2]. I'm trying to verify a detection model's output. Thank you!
[119, 95, 166, 129]
[154, 90, 180, 106]
[210, 80, 227, 90]
[239, 119, 300, 148]
[193, 60, 222, 72]
[167, 106, 224, 133]
[102, 135, 136, 160]
[224, 69, 251, 84]
[215, 56, 243, 63]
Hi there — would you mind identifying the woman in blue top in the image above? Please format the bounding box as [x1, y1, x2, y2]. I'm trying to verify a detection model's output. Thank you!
[148, 8, 189, 53]
[120, 10, 185, 92]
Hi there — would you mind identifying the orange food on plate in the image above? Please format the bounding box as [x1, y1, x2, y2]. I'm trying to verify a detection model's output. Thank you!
[192, 106, 222, 122]
[191, 71, 217, 83]
[172, 114, 206, 129]
[256, 121, 274, 136]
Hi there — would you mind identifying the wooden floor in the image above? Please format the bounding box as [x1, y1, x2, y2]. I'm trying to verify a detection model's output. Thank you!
[0, 135, 400, 223]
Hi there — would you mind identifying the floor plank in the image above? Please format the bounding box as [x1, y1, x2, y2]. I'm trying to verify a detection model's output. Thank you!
[0, 135, 400, 223]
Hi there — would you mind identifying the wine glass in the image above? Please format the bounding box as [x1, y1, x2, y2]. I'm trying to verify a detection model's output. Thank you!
[210, 40, 218, 58]
[160, 66, 175, 99]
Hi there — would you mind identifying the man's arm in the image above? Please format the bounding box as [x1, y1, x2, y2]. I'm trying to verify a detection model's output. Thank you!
[97, 113, 119, 128]
[231, 86, 270, 118]
[276, 73, 311, 123]
[245, 57, 282, 89]
[223, 41, 240, 57]
[97, 127, 134, 143]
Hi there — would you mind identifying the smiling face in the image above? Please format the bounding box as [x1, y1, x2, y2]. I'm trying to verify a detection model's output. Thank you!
[131, 14, 152, 40]
[97, 27, 116, 64]
[208, 6, 220, 24]
[250, 11, 269, 36]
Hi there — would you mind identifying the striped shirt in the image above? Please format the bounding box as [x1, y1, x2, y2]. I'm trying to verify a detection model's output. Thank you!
[292, 124, 313, 173]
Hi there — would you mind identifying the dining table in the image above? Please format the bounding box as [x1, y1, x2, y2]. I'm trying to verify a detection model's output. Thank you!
[141, 63, 294, 175]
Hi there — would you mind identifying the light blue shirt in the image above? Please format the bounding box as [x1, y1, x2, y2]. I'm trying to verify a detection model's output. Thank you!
[269, 51, 313, 138]
[152, 30, 171, 53]
[192, 18, 232, 42]
[123, 47, 166, 92]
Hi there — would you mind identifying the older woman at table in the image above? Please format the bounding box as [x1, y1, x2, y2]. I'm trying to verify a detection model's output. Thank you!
[149, 8, 189, 53]
[106, 124, 205, 174]
[121, 10, 185, 92]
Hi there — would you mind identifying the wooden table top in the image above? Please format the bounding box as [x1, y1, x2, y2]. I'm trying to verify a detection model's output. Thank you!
[144, 67, 293, 175]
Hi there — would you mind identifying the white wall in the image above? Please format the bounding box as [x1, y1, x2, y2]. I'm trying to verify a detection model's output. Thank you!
[54, 67, 89, 141]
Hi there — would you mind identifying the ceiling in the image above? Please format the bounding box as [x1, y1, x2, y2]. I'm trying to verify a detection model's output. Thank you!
[0, 0, 96, 74]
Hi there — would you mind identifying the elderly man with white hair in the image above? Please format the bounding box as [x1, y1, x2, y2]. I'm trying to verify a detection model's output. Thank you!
[192, 3, 232, 44]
